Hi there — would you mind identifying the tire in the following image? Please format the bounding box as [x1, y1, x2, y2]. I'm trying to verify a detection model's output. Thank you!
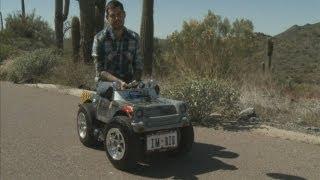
[104, 116, 142, 170]
[77, 103, 98, 147]
[168, 125, 194, 157]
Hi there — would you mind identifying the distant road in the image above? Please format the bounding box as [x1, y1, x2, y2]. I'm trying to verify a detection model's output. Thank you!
[1, 81, 319, 179]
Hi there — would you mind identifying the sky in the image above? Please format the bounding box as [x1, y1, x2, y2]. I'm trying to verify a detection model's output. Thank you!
[1, 0, 319, 38]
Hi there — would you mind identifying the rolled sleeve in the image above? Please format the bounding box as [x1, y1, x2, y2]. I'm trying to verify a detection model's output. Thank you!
[92, 35, 104, 78]
[92, 35, 99, 57]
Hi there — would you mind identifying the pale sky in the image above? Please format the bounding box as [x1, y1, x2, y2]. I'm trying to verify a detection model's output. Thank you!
[1, 0, 320, 38]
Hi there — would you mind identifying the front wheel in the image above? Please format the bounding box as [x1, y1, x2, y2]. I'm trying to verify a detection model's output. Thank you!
[104, 116, 142, 170]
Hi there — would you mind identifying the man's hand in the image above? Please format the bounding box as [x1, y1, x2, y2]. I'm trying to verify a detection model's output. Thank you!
[100, 71, 127, 89]
[117, 80, 127, 90]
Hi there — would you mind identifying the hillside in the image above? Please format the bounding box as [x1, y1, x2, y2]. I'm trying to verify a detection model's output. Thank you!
[250, 22, 320, 85]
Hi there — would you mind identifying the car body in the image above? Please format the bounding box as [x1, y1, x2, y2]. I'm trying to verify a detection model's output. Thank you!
[77, 80, 194, 170]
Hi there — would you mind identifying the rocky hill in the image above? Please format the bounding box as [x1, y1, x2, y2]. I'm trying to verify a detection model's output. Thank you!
[251, 22, 320, 85]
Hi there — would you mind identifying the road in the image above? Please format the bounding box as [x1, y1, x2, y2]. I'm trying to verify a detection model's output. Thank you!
[1, 81, 319, 180]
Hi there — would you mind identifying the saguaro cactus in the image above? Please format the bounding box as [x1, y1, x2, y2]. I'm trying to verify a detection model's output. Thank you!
[21, 0, 25, 19]
[71, 16, 81, 62]
[78, 0, 95, 63]
[140, 0, 154, 76]
[267, 38, 274, 70]
[0, 12, 3, 31]
[55, 0, 70, 49]
[95, 0, 106, 34]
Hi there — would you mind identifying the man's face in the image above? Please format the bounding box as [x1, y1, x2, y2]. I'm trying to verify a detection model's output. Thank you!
[107, 7, 125, 30]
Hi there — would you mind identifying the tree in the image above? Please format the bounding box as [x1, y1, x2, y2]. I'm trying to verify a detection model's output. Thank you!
[55, 0, 70, 49]
[140, 0, 154, 76]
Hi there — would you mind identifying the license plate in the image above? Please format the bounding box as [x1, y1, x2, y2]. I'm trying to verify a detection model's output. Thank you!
[147, 131, 178, 151]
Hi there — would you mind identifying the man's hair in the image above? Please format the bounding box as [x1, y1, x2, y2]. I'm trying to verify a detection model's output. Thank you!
[106, 0, 124, 16]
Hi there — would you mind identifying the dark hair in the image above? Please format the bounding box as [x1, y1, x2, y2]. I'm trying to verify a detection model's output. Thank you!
[106, 0, 124, 16]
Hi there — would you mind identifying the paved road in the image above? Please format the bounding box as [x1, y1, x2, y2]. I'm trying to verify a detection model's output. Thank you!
[1, 81, 319, 180]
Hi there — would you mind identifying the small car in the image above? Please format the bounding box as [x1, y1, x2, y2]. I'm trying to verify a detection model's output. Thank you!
[76, 80, 194, 170]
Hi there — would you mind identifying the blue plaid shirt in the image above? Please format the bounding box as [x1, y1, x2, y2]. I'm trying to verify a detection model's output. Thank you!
[92, 27, 143, 82]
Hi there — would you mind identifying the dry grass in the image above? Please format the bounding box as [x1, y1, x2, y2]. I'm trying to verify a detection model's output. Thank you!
[239, 73, 320, 127]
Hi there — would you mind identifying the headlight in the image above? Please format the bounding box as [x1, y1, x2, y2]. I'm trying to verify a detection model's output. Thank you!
[180, 104, 187, 114]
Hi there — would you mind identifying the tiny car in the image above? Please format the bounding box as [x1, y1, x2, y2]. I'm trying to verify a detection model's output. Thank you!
[76, 80, 194, 170]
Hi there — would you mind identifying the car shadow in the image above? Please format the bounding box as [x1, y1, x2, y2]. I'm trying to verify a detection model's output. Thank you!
[266, 173, 307, 180]
[127, 142, 239, 179]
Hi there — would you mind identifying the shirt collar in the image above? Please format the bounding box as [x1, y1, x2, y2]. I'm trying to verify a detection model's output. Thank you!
[108, 26, 130, 41]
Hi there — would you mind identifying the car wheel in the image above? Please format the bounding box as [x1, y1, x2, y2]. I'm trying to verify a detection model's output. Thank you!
[77, 104, 98, 147]
[168, 125, 194, 157]
[104, 116, 142, 170]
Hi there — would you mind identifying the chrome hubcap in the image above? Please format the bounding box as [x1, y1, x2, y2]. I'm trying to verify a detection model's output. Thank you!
[77, 112, 87, 139]
[106, 128, 126, 160]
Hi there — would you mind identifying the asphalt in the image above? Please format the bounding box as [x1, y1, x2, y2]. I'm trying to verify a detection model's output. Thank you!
[1, 81, 319, 179]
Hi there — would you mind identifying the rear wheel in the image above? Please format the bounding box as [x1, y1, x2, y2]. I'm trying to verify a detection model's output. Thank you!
[168, 125, 194, 157]
[104, 116, 142, 170]
[77, 104, 98, 147]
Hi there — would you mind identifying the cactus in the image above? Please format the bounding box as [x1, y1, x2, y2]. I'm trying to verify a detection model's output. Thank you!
[0, 12, 3, 31]
[71, 16, 81, 62]
[140, 0, 154, 76]
[267, 38, 274, 70]
[55, 0, 70, 49]
[21, 0, 25, 19]
[78, 0, 95, 63]
[95, 0, 106, 34]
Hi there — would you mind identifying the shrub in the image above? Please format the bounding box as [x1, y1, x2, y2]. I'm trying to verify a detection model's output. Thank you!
[0, 44, 17, 64]
[47, 59, 96, 90]
[6, 49, 61, 83]
[4, 11, 54, 49]
[161, 77, 240, 126]
[164, 11, 255, 79]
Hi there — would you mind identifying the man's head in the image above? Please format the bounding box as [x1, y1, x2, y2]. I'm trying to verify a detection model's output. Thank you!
[106, 0, 126, 31]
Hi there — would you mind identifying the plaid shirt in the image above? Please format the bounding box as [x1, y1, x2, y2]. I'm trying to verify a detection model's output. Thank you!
[92, 27, 143, 82]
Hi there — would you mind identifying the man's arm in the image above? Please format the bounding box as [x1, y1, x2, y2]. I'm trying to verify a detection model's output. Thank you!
[93, 57, 127, 87]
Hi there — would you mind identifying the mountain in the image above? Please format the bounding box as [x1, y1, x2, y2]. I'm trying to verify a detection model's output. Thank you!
[250, 22, 320, 84]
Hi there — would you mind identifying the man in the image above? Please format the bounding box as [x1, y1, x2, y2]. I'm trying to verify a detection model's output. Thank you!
[92, 0, 143, 90]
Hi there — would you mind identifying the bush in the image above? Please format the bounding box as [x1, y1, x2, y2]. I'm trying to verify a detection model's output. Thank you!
[162, 77, 240, 126]
[6, 49, 61, 83]
[164, 11, 255, 79]
[47, 59, 96, 90]
[4, 11, 54, 50]
[0, 44, 17, 64]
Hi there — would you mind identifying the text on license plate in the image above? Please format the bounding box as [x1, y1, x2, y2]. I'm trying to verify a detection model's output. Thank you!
[147, 131, 177, 151]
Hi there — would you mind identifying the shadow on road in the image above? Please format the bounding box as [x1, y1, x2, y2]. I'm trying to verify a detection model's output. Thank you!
[128, 142, 239, 179]
[266, 173, 307, 180]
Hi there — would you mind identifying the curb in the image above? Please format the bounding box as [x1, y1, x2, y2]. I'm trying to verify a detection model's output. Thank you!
[24, 83, 320, 145]
[25, 83, 94, 97]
